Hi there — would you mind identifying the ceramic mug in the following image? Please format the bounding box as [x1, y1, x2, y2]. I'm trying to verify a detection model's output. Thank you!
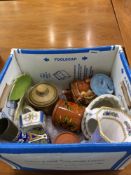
[52, 99, 85, 131]
[85, 107, 131, 143]
[20, 110, 46, 131]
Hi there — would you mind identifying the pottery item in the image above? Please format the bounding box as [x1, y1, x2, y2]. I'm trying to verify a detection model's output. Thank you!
[90, 73, 114, 96]
[0, 100, 17, 121]
[87, 94, 123, 110]
[27, 127, 50, 143]
[14, 130, 29, 143]
[20, 110, 46, 132]
[85, 107, 131, 143]
[0, 118, 18, 141]
[0, 84, 12, 111]
[15, 127, 50, 144]
[81, 108, 99, 139]
[22, 105, 35, 114]
[52, 99, 85, 131]
[26, 83, 58, 114]
[71, 79, 95, 105]
[9, 74, 32, 101]
[81, 94, 123, 139]
[14, 96, 25, 126]
[53, 132, 80, 144]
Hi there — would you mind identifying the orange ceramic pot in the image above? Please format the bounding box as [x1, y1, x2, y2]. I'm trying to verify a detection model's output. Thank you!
[71, 79, 95, 105]
[53, 132, 80, 144]
[52, 99, 85, 131]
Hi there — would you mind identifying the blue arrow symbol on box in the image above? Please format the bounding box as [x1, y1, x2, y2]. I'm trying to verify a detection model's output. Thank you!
[82, 56, 88, 60]
[43, 58, 50, 62]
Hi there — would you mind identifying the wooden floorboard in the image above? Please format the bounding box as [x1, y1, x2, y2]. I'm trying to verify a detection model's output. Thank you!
[112, 0, 131, 65]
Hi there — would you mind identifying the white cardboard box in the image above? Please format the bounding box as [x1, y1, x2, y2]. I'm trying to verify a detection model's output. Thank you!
[0, 45, 131, 171]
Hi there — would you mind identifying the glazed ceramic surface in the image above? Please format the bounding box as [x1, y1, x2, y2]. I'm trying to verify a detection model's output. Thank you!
[52, 99, 85, 131]
[53, 132, 80, 144]
[15, 127, 50, 144]
[20, 111, 46, 132]
[87, 94, 123, 110]
[84, 107, 131, 143]
[26, 83, 58, 114]
[71, 79, 95, 105]
[90, 74, 114, 96]
[9, 74, 32, 101]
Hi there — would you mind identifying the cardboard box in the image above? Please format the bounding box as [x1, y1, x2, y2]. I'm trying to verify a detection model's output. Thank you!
[0, 45, 131, 171]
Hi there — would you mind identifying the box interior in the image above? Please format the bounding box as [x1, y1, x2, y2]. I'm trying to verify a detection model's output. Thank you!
[0, 45, 131, 171]
[0, 45, 131, 139]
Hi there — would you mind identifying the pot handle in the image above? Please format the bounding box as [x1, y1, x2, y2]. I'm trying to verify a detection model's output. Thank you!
[22, 105, 35, 114]
[85, 109, 99, 137]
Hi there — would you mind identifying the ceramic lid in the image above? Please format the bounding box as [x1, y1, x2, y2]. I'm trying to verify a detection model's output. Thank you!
[90, 74, 114, 96]
[28, 83, 58, 107]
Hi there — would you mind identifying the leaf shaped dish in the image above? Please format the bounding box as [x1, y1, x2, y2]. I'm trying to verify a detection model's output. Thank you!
[9, 74, 32, 101]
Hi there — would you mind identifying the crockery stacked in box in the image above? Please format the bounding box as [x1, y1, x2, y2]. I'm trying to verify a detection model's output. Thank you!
[0, 45, 131, 171]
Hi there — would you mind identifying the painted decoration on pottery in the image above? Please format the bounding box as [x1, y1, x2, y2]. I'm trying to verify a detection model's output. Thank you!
[83, 107, 131, 143]
[14, 130, 29, 143]
[81, 94, 123, 139]
[71, 78, 95, 105]
[52, 99, 85, 131]
[15, 127, 50, 144]
[27, 127, 50, 143]
[20, 111, 46, 132]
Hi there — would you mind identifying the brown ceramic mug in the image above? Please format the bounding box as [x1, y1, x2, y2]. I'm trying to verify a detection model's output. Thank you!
[71, 79, 95, 105]
[53, 132, 80, 144]
[52, 99, 85, 131]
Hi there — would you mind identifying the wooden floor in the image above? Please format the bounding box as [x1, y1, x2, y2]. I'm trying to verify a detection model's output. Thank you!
[0, 0, 131, 174]
[0, 0, 123, 69]
[112, 0, 131, 65]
